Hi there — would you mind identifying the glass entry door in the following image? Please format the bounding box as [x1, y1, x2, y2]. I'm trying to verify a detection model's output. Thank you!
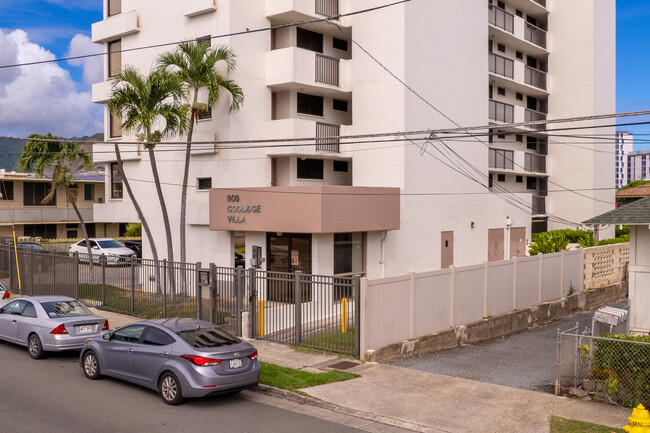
[267, 233, 312, 302]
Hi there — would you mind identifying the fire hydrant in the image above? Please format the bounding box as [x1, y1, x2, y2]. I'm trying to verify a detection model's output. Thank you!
[623, 404, 650, 433]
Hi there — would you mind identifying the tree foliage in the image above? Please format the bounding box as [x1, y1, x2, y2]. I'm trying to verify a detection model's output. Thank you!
[528, 231, 569, 255]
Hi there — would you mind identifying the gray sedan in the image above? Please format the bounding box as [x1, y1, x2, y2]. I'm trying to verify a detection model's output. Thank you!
[80, 318, 260, 405]
[0, 296, 108, 359]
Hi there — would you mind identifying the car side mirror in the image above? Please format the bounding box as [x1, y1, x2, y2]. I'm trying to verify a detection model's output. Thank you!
[103, 332, 111, 340]
[92, 246, 99, 250]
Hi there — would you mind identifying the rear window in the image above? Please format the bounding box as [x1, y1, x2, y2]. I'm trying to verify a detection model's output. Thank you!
[41, 300, 93, 318]
[177, 327, 241, 348]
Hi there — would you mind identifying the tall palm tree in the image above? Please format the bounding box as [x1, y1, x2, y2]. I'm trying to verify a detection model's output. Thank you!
[18, 133, 94, 274]
[108, 66, 189, 299]
[158, 41, 244, 290]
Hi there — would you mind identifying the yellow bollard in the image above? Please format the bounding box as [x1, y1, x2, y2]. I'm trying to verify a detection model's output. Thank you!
[623, 404, 650, 433]
[341, 298, 347, 334]
[258, 300, 264, 337]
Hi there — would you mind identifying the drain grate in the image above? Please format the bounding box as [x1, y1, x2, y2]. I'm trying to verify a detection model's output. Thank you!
[329, 361, 359, 370]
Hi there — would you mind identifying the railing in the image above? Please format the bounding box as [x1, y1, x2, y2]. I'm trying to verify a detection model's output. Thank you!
[525, 22, 547, 48]
[315, 53, 340, 87]
[531, 0, 546, 8]
[532, 196, 546, 215]
[525, 108, 547, 130]
[489, 53, 514, 79]
[315, 0, 339, 17]
[488, 4, 514, 33]
[316, 122, 340, 152]
[488, 148, 514, 170]
[525, 153, 546, 173]
[489, 99, 514, 123]
[0, 207, 93, 224]
[525, 66, 547, 90]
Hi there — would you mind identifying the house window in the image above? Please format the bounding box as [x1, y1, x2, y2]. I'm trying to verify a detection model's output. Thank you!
[297, 28, 323, 53]
[110, 113, 122, 138]
[333, 99, 348, 112]
[24, 224, 57, 239]
[333, 37, 348, 52]
[108, 0, 121, 16]
[108, 39, 121, 78]
[516, 92, 523, 101]
[197, 107, 212, 120]
[516, 175, 523, 183]
[516, 51, 523, 59]
[111, 163, 123, 199]
[0, 180, 14, 200]
[497, 43, 506, 53]
[497, 174, 506, 182]
[333, 160, 348, 172]
[497, 87, 506, 96]
[24, 182, 56, 206]
[197, 177, 212, 190]
[527, 176, 537, 190]
[297, 93, 324, 117]
[297, 158, 324, 180]
[84, 184, 95, 201]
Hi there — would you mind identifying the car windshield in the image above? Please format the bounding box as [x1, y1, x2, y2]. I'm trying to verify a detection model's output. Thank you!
[176, 327, 241, 348]
[41, 300, 93, 318]
[97, 240, 124, 249]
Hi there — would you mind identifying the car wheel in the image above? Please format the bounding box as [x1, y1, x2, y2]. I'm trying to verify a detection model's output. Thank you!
[82, 350, 101, 380]
[159, 372, 183, 405]
[28, 334, 44, 359]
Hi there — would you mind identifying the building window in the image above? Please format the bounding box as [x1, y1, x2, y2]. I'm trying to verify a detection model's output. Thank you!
[488, 174, 493, 188]
[497, 131, 506, 139]
[108, 0, 121, 16]
[334, 233, 364, 275]
[516, 175, 523, 183]
[196, 35, 211, 48]
[110, 163, 123, 199]
[0, 180, 14, 200]
[516, 51, 523, 59]
[333, 37, 348, 52]
[24, 224, 57, 239]
[297, 158, 324, 180]
[527, 176, 537, 190]
[108, 39, 121, 78]
[516, 92, 523, 101]
[297, 93, 324, 117]
[516, 134, 523, 142]
[110, 113, 122, 138]
[297, 28, 323, 53]
[66, 223, 78, 239]
[515, 9, 523, 17]
[84, 184, 95, 201]
[333, 160, 348, 172]
[333, 99, 348, 112]
[527, 136, 537, 150]
[197, 107, 212, 120]
[24, 182, 55, 206]
[497, 87, 506, 96]
[497, 43, 506, 53]
[197, 177, 212, 190]
[497, 174, 506, 182]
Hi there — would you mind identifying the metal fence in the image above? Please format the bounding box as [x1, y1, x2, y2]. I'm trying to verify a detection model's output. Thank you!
[557, 323, 650, 407]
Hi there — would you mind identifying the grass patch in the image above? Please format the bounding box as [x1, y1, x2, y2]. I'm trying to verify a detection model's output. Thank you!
[550, 416, 624, 433]
[290, 345, 358, 360]
[259, 362, 359, 391]
[299, 328, 355, 354]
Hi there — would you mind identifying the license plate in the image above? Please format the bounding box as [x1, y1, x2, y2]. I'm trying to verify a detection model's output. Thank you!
[229, 358, 242, 369]
[79, 325, 92, 333]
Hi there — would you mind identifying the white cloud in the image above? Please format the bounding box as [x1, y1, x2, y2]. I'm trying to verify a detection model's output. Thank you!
[67, 34, 103, 87]
[0, 29, 103, 138]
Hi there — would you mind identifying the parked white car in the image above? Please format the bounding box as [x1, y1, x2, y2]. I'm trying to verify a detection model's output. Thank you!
[68, 238, 136, 264]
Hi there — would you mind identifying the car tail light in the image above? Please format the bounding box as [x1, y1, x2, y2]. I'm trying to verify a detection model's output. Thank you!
[2, 291, 9, 299]
[181, 355, 222, 366]
[102, 320, 109, 331]
[50, 324, 68, 335]
[247, 350, 258, 360]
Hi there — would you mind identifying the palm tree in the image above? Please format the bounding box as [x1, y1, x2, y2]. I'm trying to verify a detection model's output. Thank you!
[108, 66, 189, 299]
[158, 41, 244, 290]
[18, 133, 94, 274]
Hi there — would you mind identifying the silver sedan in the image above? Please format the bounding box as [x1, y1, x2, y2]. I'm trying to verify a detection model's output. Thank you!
[80, 318, 260, 405]
[0, 296, 108, 359]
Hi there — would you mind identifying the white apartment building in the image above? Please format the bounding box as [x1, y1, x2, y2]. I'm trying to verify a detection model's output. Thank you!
[627, 148, 650, 185]
[91, 0, 615, 279]
[615, 131, 633, 188]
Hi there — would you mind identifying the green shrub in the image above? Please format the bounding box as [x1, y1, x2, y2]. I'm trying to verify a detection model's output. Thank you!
[531, 229, 594, 244]
[596, 237, 629, 246]
[124, 223, 142, 237]
[529, 231, 569, 256]
[616, 225, 630, 239]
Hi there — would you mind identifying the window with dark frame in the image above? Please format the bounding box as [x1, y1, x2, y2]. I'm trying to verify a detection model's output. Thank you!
[497, 174, 506, 182]
[488, 174, 493, 188]
[24, 224, 57, 239]
[497, 43, 506, 53]
[297, 28, 323, 53]
[332, 160, 348, 172]
[332, 99, 348, 112]
[297, 158, 324, 180]
[297, 93, 324, 117]
[497, 87, 506, 96]
[111, 162, 123, 199]
[108, 39, 121, 78]
[23, 182, 56, 206]
[0, 180, 14, 200]
[516, 92, 523, 101]
[516, 175, 523, 183]
[497, 132, 506, 139]
[527, 176, 537, 190]
[527, 136, 537, 150]
[84, 184, 95, 201]
[516, 134, 523, 142]
[516, 51, 523, 59]
[197, 177, 212, 190]
[332, 37, 348, 52]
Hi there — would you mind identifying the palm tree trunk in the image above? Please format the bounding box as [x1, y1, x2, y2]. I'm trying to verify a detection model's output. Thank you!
[115, 143, 161, 295]
[179, 98, 198, 296]
[66, 186, 95, 280]
[146, 145, 177, 303]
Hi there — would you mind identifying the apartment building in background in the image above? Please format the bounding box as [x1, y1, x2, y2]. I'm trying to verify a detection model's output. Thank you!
[627, 148, 650, 185]
[90, 0, 615, 278]
[615, 131, 633, 188]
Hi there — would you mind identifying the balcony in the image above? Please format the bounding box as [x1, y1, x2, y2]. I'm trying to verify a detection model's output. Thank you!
[532, 196, 546, 215]
[488, 149, 514, 170]
[315, 54, 339, 86]
[525, 22, 547, 49]
[92, 80, 112, 104]
[184, 0, 216, 17]
[525, 109, 547, 130]
[524, 153, 546, 173]
[0, 208, 93, 224]
[489, 53, 514, 79]
[315, 122, 340, 152]
[267, 47, 347, 93]
[267, 0, 338, 22]
[488, 8, 548, 57]
[488, 5, 514, 33]
[92, 9, 139, 44]
[524, 66, 547, 90]
[532, 0, 546, 7]
[315, 0, 339, 17]
[489, 100, 514, 123]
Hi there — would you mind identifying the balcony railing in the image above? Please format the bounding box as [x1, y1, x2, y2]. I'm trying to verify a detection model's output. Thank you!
[489, 148, 514, 170]
[525, 109, 547, 130]
[489, 53, 514, 79]
[531, 0, 546, 8]
[315, 0, 339, 17]
[524, 66, 547, 90]
[524, 153, 546, 173]
[316, 122, 340, 152]
[488, 4, 514, 33]
[489, 99, 514, 123]
[525, 22, 547, 49]
[315, 54, 340, 87]
[532, 196, 546, 215]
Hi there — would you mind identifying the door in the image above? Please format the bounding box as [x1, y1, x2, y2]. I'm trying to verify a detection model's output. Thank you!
[509, 227, 526, 259]
[488, 228, 505, 262]
[132, 326, 175, 386]
[267, 233, 312, 302]
[0, 300, 28, 342]
[102, 324, 145, 380]
[441, 231, 454, 269]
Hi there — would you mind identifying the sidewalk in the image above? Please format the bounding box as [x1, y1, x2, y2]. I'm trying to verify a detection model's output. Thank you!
[89, 307, 631, 433]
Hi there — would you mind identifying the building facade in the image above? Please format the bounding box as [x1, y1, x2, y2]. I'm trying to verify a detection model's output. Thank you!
[615, 131, 633, 188]
[91, 0, 615, 278]
[627, 149, 650, 185]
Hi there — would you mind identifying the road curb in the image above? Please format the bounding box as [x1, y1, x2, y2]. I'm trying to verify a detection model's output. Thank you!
[252, 384, 442, 433]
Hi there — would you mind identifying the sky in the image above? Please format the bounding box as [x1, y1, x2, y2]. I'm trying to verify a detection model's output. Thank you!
[0, 0, 648, 147]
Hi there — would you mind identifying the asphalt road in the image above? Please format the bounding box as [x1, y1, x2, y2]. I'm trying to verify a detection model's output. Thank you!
[0, 342, 392, 433]
[383, 308, 625, 393]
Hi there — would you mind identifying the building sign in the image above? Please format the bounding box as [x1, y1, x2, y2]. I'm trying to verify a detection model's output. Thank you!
[225, 194, 261, 224]
[291, 250, 300, 266]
